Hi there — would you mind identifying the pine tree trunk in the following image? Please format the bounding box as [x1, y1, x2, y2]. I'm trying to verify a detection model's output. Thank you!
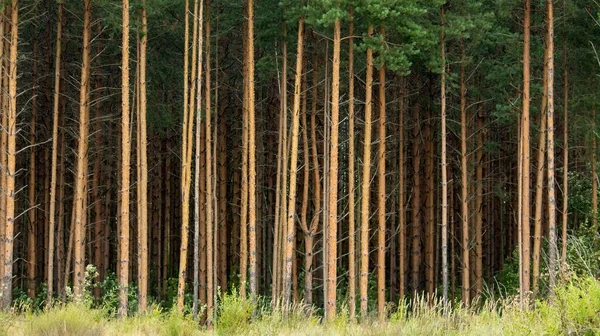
[27, 41, 38, 299]
[460, 40, 470, 305]
[411, 102, 422, 295]
[73, 0, 92, 299]
[475, 112, 484, 298]
[1, 0, 17, 310]
[246, 0, 258, 303]
[283, 17, 304, 307]
[533, 80, 547, 295]
[192, 0, 205, 319]
[376, 27, 386, 320]
[347, 9, 356, 321]
[136, 0, 149, 313]
[521, 0, 532, 299]
[93, 75, 104, 298]
[306, 51, 321, 306]
[205, 1, 214, 323]
[440, 6, 448, 301]
[360, 24, 374, 319]
[325, 18, 340, 320]
[545, 0, 558, 289]
[119, 0, 131, 319]
[561, 5, 569, 267]
[47, 1, 62, 304]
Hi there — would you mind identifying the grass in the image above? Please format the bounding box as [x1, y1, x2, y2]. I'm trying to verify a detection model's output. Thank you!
[5, 275, 600, 335]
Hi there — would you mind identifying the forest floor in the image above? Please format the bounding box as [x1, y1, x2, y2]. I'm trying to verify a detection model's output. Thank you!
[2, 275, 599, 335]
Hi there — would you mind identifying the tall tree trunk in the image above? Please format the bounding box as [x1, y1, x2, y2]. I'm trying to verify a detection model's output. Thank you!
[425, 95, 434, 297]
[204, 1, 214, 323]
[246, 0, 258, 303]
[440, 5, 448, 302]
[521, 0, 532, 299]
[561, 1, 569, 267]
[347, 9, 356, 321]
[306, 51, 321, 306]
[137, 0, 149, 313]
[47, 1, 63, 305]
[93, 75, 104, 298]
[545, 0, 558, 290]
[192, 0, 205, 319]
[119, 0, 131, 319]
[460, 40, 470, 305]
[283, 17, 304, 306]
[376, 27, 386, 320]
[74, 0, 92, 299]
[27, 41, 38, 299]
[475, 111, 484, 298]
[360, 24, 374, 319]
[1, 0, 17, 310]
[533, 70, 548, 295]
[0, 6, 6, 290]
[411, 102, 421, 295]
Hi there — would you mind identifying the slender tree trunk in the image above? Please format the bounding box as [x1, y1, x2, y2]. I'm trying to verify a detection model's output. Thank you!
[411, 102, 421, 295]
[360, 24, 374, 319]
[136, 0, 149, 313]
[246, 0, 258, 303]
[561, 3, 569, 267]
[475, 111, 484, 298]
[205, 1, 215, 323]
[593, 113, 598, 247]
[347, 9, 356, 321]
[425, 96, 434, 297]
[460, 40, 470, 305]
[533, 76, 547, 295]
[93, 76, 104, 298]
[47, 1, 63, 305]
[0, 6, 6, 288]
[73, 0, 92, 299]
[27, 41, 38, 299]
[398, 76, 407, 299]
[192, 0, 205, 319]
[283, 17, 304, 307]
[325, 17, 340, 321]
[440, 5, 448, 302]
[306, 51, 321, 306]
[521, 0, 532, 299]
[119, 0, 131, 319]
[376, 27, 386, 320]
[545, 0, 558, 290]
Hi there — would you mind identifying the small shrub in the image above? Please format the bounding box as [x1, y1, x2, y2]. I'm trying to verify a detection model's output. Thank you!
[25, 304, 105, 336]
[216, 287, 255, 335]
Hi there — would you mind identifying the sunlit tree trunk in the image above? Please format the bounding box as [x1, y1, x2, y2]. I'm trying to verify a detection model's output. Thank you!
[521, 0, 532, 299]
[119, 0, 131, 319]
[1, 0, 17, 311]
[360, 24, 374, 319]
[137, 0, 149, 313]
[376, 27, 386, 320]
[347, 9, 356, 321]
[74, 0, 92, 300]
[192, 0, 205, 319]
[283, 17, 304, 307]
